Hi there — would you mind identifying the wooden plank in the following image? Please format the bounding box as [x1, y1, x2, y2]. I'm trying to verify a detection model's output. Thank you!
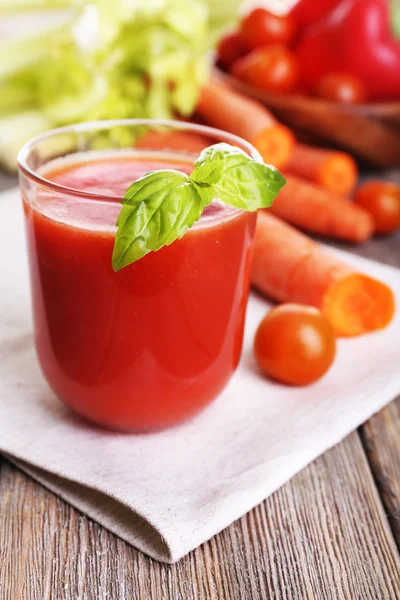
[333, 189, 400, 552]
[1, 431, 399, 600]
[361, 396, 400, 548]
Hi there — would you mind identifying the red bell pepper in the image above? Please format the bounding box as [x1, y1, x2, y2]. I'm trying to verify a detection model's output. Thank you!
[290, 0, 339, 27]
[296, 0, 400, 101]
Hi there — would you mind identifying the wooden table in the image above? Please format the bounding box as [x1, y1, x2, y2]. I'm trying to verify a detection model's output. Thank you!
[1, 173, 399, 599]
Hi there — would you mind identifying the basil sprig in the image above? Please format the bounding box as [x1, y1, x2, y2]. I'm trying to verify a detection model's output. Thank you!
[112, 143, 285, 271]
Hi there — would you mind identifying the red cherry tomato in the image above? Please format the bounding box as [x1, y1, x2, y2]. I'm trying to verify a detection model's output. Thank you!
[354, 181, 400, 234]
[254, 304, 336, 386]
[314, 72, 368, 104]
[230, 46, 299, 93]
[239, 8, 297, 51]
[217, 31, 245, 71]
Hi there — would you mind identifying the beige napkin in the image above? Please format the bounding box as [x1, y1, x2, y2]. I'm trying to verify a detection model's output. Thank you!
[1, 188, 399, 563]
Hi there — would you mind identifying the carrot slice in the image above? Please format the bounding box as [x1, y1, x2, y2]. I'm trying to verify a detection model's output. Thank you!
[323, 274, 395, 336]
[253, 124, 295, 171]
[251, 211, 395, 336]
[271, 174, 374, 242]
[196, 78, 295, 169]
[286, 143, 358, 197]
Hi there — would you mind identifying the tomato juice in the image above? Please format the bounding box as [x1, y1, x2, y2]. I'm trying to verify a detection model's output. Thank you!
[21, 151, 256, 430]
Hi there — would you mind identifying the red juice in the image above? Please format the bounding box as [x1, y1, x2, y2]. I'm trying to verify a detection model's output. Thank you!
[22, 151, 256, 431]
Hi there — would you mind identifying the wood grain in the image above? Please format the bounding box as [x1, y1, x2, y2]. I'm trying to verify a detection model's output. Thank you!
[1, 430, 399, 600]
[361, 397, 400, 549]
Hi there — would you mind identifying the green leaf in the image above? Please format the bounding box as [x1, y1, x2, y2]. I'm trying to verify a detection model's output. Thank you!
[112, 170, 212, 271]
[0, 0, 209, 171]
[191, 142, 286, 211]
[0, 0, 73, 11]
[113, 142, 285, 271]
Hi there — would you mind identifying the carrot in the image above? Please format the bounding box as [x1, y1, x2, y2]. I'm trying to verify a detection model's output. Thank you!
[251, 211, 395, 336]
[136, 130, 209, 153]
[196, 79, 295, 169]
[270, 174, 374, 242]
[286, 143, 358, 197]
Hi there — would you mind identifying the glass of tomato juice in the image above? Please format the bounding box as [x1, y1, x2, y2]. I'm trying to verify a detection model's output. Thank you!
[18, 120, 261, 431]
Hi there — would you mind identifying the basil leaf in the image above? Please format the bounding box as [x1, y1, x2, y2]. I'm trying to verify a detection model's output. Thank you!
[191, 142, 286, 211]
[112, 142, 286, 270]
[190, 142, 244, 185]
[112, 170, 211, 271]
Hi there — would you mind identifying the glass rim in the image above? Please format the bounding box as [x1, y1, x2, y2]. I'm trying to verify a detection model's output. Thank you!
[17, 118, 263, 202]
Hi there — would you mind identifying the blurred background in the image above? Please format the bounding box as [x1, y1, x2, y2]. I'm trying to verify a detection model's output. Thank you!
[0, 0, 399, 172]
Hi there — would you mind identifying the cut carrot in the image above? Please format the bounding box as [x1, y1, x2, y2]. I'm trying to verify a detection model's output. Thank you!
[136, 130, 210, 153]
[197, 79, 275, 144]
[196, 78, 295, 169]
[253, 125, 295, 173]
[251, 211, 395, 336]
[286, 143, 358, 197]
[270, 174, 374, 242]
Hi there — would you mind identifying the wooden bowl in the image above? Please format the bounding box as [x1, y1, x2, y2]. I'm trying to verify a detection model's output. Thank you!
[216, 68, 400, 168]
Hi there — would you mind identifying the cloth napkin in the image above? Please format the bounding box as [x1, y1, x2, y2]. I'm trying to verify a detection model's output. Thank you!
[1, 188, 399, 563]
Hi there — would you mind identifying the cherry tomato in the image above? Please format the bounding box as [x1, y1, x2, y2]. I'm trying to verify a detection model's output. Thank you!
[230, 46, 299, 93]
[239, 8, 298, 50]
[217, 31, 245, 71]
[354, 181, 400, 234]
[254, 304, 336, 386]
[314, 72, 368, 104]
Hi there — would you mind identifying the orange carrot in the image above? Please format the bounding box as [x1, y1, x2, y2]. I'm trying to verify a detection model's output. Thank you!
[270, 174, 374, 242]
[136, 130, 210, 153]
[251, 211, 395, 336]
[196, 79, 295, 169]
[286, 143, 358, 196]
